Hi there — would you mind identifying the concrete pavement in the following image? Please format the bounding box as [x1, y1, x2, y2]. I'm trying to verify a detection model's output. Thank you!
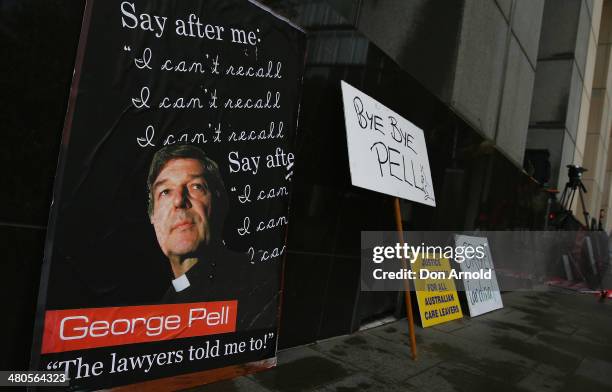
[191, 289, 612, 392]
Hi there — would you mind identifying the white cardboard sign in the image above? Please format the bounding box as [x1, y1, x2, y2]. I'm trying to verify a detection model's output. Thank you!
[454, 234, 503, 317]
[340, 81, 436, 206]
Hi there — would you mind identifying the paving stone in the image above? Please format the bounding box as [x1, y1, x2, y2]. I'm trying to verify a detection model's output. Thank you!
[449, 317, 536, 347]
[320, 373, 414, 392]
[533, 331, 612, 365]
[419, 331, 535, 385]
[401, 366, 460, 392]
[432, 318, 471, 333]
[312, 330, 442, 383]
[406, 361, 532, 392]
[248, 345, 359, 392]
[188, 376, 270, 392]
[574, 357, 612, 388]
[515, 364, 567, 392]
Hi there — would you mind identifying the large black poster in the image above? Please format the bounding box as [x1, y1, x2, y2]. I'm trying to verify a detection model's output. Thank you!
[30, 0, 305, 389]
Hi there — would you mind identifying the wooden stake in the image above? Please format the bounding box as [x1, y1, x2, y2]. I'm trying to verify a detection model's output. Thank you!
[394, 197, 418, 360]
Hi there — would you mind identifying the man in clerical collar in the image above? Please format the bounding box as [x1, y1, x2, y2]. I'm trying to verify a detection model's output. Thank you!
[147, 144, 230, 295]
[147, 144, 277, 329]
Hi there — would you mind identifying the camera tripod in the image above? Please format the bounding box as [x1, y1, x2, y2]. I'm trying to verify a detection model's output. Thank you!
[559, 165, 590, 226]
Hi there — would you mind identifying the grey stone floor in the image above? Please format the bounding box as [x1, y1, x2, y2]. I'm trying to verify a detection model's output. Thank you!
[191, 289, 612, 392]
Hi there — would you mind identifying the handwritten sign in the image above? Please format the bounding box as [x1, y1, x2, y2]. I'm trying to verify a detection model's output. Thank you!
[31, 0, 305, 389]
[454, 235, 503, 317]
[413, 255, 463, 327]
[340, 81, 435, 206]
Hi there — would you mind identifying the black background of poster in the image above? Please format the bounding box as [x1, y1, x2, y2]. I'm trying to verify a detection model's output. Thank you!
[30, 0, 305, 388]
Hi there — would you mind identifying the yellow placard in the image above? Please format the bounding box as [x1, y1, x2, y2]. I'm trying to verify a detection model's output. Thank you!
[413, 254, 463, 327]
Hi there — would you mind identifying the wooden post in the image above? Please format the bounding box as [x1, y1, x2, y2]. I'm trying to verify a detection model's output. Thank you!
[394, 197, 418, 360]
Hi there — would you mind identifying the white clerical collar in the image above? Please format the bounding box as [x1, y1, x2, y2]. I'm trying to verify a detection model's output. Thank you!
[172, 274, 191, 292]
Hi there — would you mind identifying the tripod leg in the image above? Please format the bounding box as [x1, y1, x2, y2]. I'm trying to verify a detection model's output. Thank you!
[578, 189, 590, 227]
[560, 185, 568, 208]
[569, 188, 576, 211]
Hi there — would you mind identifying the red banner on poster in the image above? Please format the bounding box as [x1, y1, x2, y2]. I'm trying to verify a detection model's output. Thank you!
[42, 301, 237, 354]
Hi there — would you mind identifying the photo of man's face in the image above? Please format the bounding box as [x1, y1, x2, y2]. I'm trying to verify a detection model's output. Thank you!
[150, 158, 212, 258]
